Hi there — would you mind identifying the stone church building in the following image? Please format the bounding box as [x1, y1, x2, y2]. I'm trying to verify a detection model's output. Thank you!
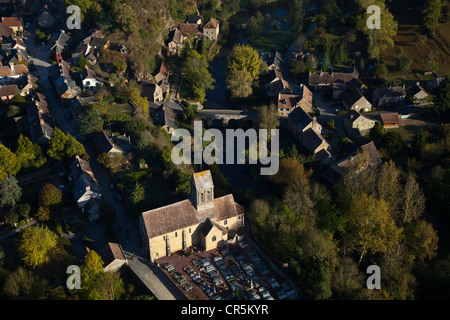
[139, 170, 244, 262]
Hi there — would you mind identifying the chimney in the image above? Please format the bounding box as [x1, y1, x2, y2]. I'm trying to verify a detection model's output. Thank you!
[9, 62, 14, 71]
[86, 185, 90, 191]
[39, 118, 44, 125]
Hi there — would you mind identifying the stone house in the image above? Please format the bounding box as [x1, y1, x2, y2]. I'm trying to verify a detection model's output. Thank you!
[411, 82, 428, 103]
[344, 110, 376, 135]
[102, 243, 127, 273]
[203, 18, 219, 41]
[277, 84, 312, 117]
[380, 113, 400, 129]
[341, 85, 372, 112]
[139, 170, 244, 262]
[168, 28, 184, 55]
[141, 81, 163, 103]
[372, 85, 406, 108]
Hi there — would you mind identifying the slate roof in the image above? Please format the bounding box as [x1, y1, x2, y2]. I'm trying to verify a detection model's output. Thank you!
[70, 156, 95, 182]
[302, 127, 328, 152]
[51, 31, 71, 53]
[341, 85, 369, 108]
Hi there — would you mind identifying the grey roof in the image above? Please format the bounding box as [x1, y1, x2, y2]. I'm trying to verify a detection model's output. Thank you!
[191, 170, 214, 191]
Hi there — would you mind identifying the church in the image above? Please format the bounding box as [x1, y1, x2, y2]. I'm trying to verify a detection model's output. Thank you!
[139, 170, 245, 262]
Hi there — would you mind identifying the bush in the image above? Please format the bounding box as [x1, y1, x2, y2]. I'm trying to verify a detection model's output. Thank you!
[396, 56, 413, 72]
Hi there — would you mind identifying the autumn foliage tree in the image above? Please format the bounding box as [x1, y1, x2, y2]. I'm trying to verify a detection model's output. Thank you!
[18, 225, 58, 268]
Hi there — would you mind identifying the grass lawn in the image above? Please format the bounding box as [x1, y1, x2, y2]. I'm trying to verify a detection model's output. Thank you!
[251, 29, 294, 52]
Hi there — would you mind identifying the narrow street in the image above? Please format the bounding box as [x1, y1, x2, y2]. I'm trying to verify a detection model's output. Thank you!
[23, 22, 183, 300]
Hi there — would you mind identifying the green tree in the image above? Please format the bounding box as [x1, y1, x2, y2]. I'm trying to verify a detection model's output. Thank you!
[47, 127, 86, 160]
[226, 69, 253, 98]
[0, 143, 20, 180]
[38, 183, 63, 209]
[80, 250, 104, 299]
[396, 56, 413, 72]
[129, 87, 149, 114]
[18, 225, 58, 268]
[77, 107, 104, 135]
[15, 134, 46, 169]
[227, 44, 262, 81]
[433, 75, 450, 121]
[356, 0, 398, 59]
[375, 63, 388, 78]
[180, 50, 215, 102]
[422, 0, 442, 35]
[130, 182, 145, 204]
[0, 176, 22, 210]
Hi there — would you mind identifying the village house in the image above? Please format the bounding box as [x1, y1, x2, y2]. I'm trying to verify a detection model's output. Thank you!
[308, 66, 359, 91]
[186, 14, 202, 25]
[264, 68, 290, 97]
[72, 29, 108, 65]
[291, 51, 317, 69]
[102, 243, 128, 273]
[78, 66, 104, 91]
[380, 112, 400, 129]
[372, 85, 406, 108]
[152, 103, 176, 135]
[168, 28, 184, 55]
[49, 59, 80, 101]
[411, 82, 428, 104]
[0, 62, 28, 85]
[259, 51, 283, 71]
[1, 17, 23, 37]
[141, 81, 163, 103]
[288, 106, 321, 140]
[94, 130, 133, 158]
[179, 22, 202, 40]
[154, 61, 170, 99]
[324, 141, 382, 184]
[203, 18, 219, 41]
[0, 83, 17, 100]
[344, 110, 376, 136]
[139, 170, 245, 262]
[51, 30, 72, 63]
[70, 155, 102, 222]
[277, 84, 313, 117]
[340, 84, 372, 112]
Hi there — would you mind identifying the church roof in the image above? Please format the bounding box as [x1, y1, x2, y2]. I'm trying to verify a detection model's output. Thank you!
[141, 194, 242, 239]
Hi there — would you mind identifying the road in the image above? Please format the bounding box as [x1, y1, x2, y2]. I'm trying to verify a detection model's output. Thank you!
[23, 22, 184, 300]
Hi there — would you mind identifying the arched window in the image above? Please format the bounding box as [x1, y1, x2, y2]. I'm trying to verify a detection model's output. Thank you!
[212, 235, 216, 242]
[201, 192, 204, 203]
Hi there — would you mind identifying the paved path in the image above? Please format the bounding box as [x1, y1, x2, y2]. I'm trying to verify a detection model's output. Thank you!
[22, 23, 182, 300]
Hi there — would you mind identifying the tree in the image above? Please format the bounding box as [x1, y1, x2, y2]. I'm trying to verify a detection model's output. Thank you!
[0, 143, 20, 180]
[130, 182, 145, 204]
[226, 69, 253, 98]
[181, 50, 215, 102]
[227, 44, 262, 81]
[77, 107, 104, 135]
[332, 256, 365, 299]
[47, 127, 86, 160]
[15, 134, 46, 169]
[356, 0, 398, 59]
[348, 193, 403, 266]
[433, 75, 450, 121]
[35, 206, 51, 222]
[129, 87, 149, 114]
[396, 56, 413, 72]
[400, 173, 425, 224]
[422, 0, 442, 35]
[3, 266, 49, 299]
[0, 176, 22, 210]
[406, 220, 439, 262]
[377, 161, 401, 211]
[18, 225, 58, 268]
[80, 249, 104, 299]
[38, 183, 62, 209]
[247, 11, 264, 41]
[257, 104, 279, 132]
[375, 63, 388, 78]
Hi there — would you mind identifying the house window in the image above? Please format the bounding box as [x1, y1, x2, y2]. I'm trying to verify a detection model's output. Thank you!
[163, 236, 165, 240]
[224, 220, 228, 225]
[175, 232, 177, 237]
[212, 235, 216, 242]
[189, 228, 191, 233]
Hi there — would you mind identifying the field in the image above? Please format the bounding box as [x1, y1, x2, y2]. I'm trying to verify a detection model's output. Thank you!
[382, 9, 450, 78]
[251, 29, 294, 52]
